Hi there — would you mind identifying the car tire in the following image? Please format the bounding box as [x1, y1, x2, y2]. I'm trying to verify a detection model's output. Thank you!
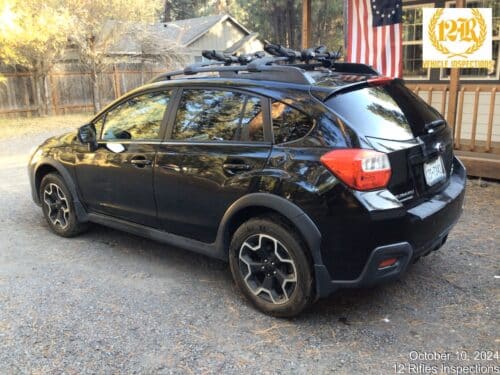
[229, 216, 314, 317]
[40, 173, 88, 237]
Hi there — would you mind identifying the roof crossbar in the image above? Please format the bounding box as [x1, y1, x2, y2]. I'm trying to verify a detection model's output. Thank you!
[149, 43, 380, 84]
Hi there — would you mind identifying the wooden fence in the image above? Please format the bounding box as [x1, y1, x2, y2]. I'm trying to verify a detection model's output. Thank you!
[0, 71, 498, 178]
[0, 68, 164, 116]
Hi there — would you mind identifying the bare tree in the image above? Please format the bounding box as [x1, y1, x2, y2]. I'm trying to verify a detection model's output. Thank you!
[70, 24, 123, 113]
[0, 1, 73, 115]
[67, 0, 164, 113]
[70, 20, 183, 113]
[134, 27, 185, 84]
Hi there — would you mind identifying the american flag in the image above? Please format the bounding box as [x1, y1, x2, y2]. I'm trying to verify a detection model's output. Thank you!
[346, 0, 403, 77]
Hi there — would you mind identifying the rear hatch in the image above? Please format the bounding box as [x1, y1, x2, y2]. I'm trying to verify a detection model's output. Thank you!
[324, 79, 453, 205]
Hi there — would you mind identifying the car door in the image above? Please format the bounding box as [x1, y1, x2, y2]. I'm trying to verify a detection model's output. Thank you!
[155, 88, 272, 243]
[75, 89, 172, 227]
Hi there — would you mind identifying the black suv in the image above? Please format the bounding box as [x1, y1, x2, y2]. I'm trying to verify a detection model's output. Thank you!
[29, 47, 466, 317]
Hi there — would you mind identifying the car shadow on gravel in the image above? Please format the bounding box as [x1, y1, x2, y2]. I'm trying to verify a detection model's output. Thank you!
[72, 221, 429, 320]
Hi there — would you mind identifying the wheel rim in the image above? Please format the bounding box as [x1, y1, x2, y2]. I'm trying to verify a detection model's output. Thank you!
[238, 234, 297, 305]
[43, 183, 70, 230]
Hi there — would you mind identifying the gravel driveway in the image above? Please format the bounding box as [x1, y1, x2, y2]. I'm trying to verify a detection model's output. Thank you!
[0, 117, 498, 374]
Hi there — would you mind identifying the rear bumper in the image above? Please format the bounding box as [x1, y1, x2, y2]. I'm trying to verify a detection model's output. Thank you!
[315, 157, 466, 297]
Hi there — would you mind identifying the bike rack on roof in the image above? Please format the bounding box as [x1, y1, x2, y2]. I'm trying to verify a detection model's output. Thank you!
[149, 43, 380, 84]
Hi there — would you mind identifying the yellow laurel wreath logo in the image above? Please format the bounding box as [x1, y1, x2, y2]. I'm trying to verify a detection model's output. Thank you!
[427, 8, 487, 58]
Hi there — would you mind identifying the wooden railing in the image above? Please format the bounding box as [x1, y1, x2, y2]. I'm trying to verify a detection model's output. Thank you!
[406, 83, 500, 155]
[407, 83, 500, 179]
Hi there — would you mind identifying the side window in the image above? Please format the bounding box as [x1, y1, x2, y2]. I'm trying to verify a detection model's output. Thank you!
[101, 91, 170, 141]
[271, 101, 313, 144]
[172, 89, 264, 142]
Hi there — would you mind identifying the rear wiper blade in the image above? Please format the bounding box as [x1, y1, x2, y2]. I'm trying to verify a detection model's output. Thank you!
[424, 119, 446, 131]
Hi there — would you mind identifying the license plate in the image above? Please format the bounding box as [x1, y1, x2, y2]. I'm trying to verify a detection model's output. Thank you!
[424, 156, 446, 186]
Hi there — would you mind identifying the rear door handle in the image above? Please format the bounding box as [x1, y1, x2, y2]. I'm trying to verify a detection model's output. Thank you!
[130, 156, 152, 168]
[160, 163, 181, 172]
[222, 161, 252, 175]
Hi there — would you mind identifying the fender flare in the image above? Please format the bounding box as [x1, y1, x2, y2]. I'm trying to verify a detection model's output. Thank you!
[33, 159, 88, 221]
[215, 193, 323, 266]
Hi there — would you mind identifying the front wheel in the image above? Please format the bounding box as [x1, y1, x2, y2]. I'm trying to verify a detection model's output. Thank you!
[40, 173, 88, 237]
[229, 216, 314, 317]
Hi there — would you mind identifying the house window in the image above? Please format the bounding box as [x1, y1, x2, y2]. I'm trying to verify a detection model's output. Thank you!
[442, 0, 500, 80]
[402, 5, 433, 79]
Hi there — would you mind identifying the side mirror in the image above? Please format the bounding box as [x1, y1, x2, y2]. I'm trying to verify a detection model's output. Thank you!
[78, 123, 98, 151]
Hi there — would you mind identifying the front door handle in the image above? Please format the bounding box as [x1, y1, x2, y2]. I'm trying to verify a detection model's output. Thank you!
[130, 156, 152, 168]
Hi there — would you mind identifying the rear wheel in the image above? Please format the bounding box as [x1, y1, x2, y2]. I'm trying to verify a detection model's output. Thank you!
[229, 216, 314, 317]
[40, 173, 88, 237]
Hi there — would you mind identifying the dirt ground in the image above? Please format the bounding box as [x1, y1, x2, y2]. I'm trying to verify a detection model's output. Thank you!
[0, 115, 498, 374]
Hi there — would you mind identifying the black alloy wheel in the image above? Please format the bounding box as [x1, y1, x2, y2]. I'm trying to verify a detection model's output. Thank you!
[40, 173, 88, 237]
[238, 233, 297, 304]
[229, 217, 314, 317]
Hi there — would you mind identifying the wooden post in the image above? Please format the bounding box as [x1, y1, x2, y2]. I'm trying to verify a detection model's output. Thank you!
[301, 0, 311, 49]
[469, 87, 480, 151]
[440, 87, 447, 117]
[454, 87, 466, 149]
[427, 87, 433, 105]
[446, 0, 464, 134]
[485, 87, 496, 152]
[446, 69, 460, 130]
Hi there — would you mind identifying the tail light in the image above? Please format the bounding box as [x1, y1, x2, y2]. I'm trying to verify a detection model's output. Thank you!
[320, 149, 391, 191]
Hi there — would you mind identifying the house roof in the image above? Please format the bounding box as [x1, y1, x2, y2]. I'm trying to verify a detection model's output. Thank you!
[161, 14, 251, 47]
[103, 14, 253, 56]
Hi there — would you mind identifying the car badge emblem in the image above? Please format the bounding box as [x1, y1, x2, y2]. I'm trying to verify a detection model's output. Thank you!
[435, 142, 445, 154]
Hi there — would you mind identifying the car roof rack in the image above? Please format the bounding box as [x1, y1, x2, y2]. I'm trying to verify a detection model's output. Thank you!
[150, 43, 380, 85]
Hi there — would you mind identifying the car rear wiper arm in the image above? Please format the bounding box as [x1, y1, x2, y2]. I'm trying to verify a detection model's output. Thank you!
[424, 119, 446, 132]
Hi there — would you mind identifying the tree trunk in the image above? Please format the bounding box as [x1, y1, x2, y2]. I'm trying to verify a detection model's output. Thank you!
[287, 0, 295, 48]
[163, 0, 171, 22]
[91, 65, 101, 114]
[33, 73, 44, 117]
[43, 74, 52, 116]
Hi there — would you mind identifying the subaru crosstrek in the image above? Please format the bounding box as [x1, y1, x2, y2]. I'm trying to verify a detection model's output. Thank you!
[28, 47, 466, 317]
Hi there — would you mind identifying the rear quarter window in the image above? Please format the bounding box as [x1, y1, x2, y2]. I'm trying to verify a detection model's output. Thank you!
[271, 101, 314, 144]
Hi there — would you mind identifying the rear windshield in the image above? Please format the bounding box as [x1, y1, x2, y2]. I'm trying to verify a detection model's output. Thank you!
[325, 81, 442, 140]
